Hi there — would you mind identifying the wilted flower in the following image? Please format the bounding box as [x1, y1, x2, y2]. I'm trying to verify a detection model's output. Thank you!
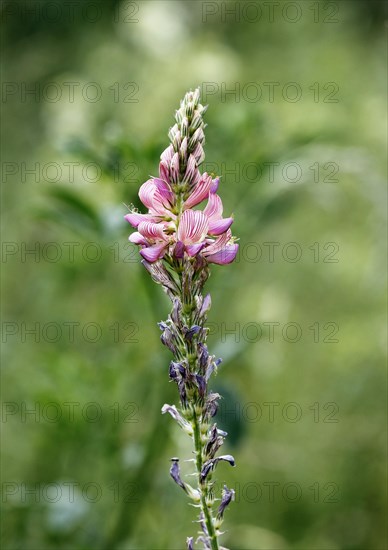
[161, 404, 193, 435]
[170, 458, 186, 491]
[217, 485, 235, 522]
[200, 455, 235, 483]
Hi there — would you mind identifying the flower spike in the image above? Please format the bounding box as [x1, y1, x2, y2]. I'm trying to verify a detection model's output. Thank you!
[125, 89, 237, 549]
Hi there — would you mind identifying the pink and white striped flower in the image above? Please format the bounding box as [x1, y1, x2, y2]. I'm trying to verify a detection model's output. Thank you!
[176, 210, 209, 257]
[203, 192, 234, 236]
[125, 90, 238, 266]
[129, 220, 171, 262]
[126, 187, 237, 264]
[184, 172, 213, 209]
[124, 177, 175, 229]
[203, 229, 239, 265]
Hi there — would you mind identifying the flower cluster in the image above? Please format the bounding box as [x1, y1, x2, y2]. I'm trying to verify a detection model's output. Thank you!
[125, 88, 238, 266]
[125, 89, 237, 550]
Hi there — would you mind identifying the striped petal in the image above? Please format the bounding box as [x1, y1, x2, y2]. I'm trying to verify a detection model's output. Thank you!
[205, 244, 239, 265]
[160, 145, 174, 164]
[138, 179, 156, 209]
[159, 161, 170, 183]
[208, 217, 233, 236]
[140, 243, 168, 262]
[182, 154, 198, 185]
[124, 212, 157, 228]
[204, 192, 223, 220]
[204, 230, 232, 255]
[170, 152, 180, 183]
[192, 142, 205, 164]
[184, 173, 213, 209]
[152, 178, 174, 206]
[178, 210, 209, 245]
[129, 232, 147, 245]
[138, 221, 167, 240]
[139, 180, 167, 216]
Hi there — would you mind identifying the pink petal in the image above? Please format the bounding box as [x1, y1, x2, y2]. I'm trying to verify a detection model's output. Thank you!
[203, 192, 223, 220]
[184, 173, 213, 209]
[204, 230, 232, 255]
[210, 177, 220, 194]
[191, 169, 201, 187]
[140, 243, 168, 262]
[177, 210, 209, 245]
[138, 221, 167, 240]
[125, 212, 160, 228]
[152, 178, 174, 206]
[139, 180, 168, 216]
[208, 217, 233, 236]
[186, 242, 206, 256]
[174, 241, 185, 258]
[192, 142, 205, 164]
[159, 161, 170, 183]
[129, 232, 147, 245]
[183, 154, 198, 185]
[205, 244, 239, 265]
[180, 137, 188, 160]
[170, 152, 180, 183]
[138, 180, 156, 209]
[161, 145, 174, 164]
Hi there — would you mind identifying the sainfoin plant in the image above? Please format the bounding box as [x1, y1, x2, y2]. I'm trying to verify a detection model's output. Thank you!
[125, 89, 238, 550]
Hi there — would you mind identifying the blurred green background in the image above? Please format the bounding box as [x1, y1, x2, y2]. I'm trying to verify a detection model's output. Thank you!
[1, 1, 387, 549]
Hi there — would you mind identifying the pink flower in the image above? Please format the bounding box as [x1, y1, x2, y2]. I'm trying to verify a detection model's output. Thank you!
[176, 210, 209, 257]
[203, 230, 239, 265]
[182, 154, 197, 185]
[203, 192, 234, 236]
[138, 179, 172, 216]
[130, 221, 170, 262]
[125, 89, 238, 266]
[125, 177, 175, 229]
[124, 212, 158, 228]
[126, 189, 237, 263]
[140, 242, 169, 262]
[184, 172, 213, 209]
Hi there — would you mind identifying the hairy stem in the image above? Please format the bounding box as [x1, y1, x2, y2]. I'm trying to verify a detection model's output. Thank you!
[192, 410, 219, 550]
[178, 272, 219, 549]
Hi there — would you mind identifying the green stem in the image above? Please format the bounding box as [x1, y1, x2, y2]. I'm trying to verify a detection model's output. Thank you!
[178, 268, 219, 549]
[192, 410, 219, 550]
